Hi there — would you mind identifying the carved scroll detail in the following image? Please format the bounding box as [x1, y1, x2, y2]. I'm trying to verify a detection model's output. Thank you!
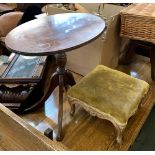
[68, 96, 126, 144]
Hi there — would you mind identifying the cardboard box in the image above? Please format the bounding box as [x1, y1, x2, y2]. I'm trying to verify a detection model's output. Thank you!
[45, 4, 124, 75]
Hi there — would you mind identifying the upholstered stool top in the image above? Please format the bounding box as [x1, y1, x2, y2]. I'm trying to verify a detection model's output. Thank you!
[68, 65, 149, 126]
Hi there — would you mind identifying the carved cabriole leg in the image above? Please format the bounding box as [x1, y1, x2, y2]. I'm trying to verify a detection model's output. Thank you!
[113, 123, 124, 144]
[64, 71, 76, 116]
[69, 103, 75, 116]
[65, 88, 75, 116]
[24, 72, 59, 112]
[65, 87, 75, 116]
[67, 96, 125, 144]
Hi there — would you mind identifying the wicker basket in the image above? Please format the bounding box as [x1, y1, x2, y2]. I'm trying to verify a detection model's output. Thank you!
[120, 4, 155, 44]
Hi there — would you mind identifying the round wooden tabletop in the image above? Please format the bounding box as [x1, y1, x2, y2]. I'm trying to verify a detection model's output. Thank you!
[5, 13, 105, 56]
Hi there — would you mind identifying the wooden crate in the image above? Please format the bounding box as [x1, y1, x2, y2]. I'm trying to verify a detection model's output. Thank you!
[0, 103, 66, 150]
[120, 4, 155, 44]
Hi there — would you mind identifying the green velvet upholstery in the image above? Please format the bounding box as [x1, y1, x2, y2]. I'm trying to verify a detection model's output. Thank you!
[68, 65, 149, 126]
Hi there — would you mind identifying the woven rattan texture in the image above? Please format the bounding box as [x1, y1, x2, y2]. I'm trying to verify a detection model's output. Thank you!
[120, 4, 155, 44]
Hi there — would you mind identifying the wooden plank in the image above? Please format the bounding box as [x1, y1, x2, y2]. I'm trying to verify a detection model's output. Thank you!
[0, 104, 67, 150]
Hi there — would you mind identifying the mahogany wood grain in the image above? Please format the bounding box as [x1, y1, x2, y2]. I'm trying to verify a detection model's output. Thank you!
[5, 13, 105, 56]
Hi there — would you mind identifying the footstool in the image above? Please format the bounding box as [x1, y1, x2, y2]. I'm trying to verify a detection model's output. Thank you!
[67, 65, 149, 144]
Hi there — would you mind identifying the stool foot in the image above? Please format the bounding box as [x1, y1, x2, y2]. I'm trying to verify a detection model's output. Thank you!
[70, 104, 75, 116]
[115, 125, 124, 144]
[116, 132, 122, 144]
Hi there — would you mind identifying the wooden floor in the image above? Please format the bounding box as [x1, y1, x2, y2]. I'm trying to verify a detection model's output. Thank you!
[20, 53, 155, 150]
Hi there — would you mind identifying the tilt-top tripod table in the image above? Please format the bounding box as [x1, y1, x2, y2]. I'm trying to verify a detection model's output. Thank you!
[5, 13, 105, 140]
